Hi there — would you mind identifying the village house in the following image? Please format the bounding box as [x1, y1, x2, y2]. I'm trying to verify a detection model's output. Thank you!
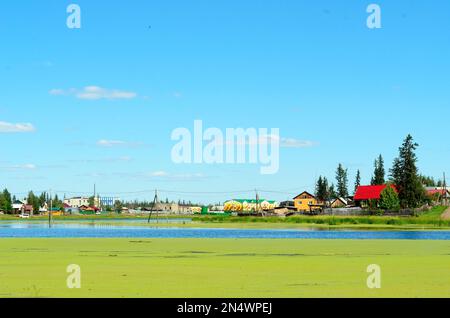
[39, 202, 48, 213]
[354, 185, 397, 208]
[21, 204, 34, 215]
[425, 187, 450, 202]
[64, 203, 80, 214]
[12, 200, 25, 214]
[78, 205, 100, 214]
[293, 191, 323, 212]
[154, 202, 180, 213]
[331, 197, 348, 208]
[64, 197, 90, 208]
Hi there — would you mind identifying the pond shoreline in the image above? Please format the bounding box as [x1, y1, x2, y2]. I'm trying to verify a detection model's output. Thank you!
[2, 221, 450, 239]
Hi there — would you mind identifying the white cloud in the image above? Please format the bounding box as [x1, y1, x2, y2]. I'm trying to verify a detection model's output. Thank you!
[69, 156, 133, 163]
[49, 88, 65, 95]
[10, 164, 37, 170]
[151, 171, 169, 177]
[96, 139, 148, 148]
[119, 171, 209, 181]
[0, 121, 35, 133]
[97, 139, 127, 147]
[146, 171, 208, 181]
[280, 138, 317, 148]
[49, 86, 137, 100]
[214, 134, 316, 148]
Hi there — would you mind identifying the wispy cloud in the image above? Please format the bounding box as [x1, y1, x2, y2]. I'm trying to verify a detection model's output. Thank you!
[96, 139, 148, 148]
[1, 163, 66, 171]
[49, 86, 137, 100]
[280, 138, 317, 148]
[150, 171, 169, 177]
[0, 163, 37, 171]
[10, 163, 37, 170]
[76, 170, 209, 182]
[142, 171, 209, 181]
[212, 134, 317, 148]
[111, 171, 210, 181]
[0, 121, 35, 133]
[69, 156, 133, 164]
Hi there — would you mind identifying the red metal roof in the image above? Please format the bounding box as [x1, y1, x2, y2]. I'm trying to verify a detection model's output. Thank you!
[354, 185, 397, 201]
[427, 189, 448, 196]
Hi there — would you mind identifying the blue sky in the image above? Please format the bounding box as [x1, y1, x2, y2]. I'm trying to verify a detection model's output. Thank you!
[1, 1, 449, 203]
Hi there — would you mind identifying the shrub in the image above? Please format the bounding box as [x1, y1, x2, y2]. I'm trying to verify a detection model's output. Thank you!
[379, 186, 400, 211]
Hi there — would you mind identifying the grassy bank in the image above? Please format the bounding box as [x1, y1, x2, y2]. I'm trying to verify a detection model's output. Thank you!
[194, 206, 450, 228]
[1, 206, 448, 230]
[0, 238, 449, 298]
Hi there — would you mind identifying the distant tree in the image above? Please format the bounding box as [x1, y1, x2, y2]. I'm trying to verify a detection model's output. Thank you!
[390, 134, 426, 208]
[419, 175, 437, 187]
[88, 196, 95, 207]
[39, 192, 47, 208]
[379, 185, 400, 211]
[371, 155, 385, 185]
[27, 191, 40, 214]
[328, 183, 337, 200]
[114, 200, 123, 213]
[1, 189, 13, 213]
[315, 176, 329, 202]
[52, 194, 64, 210]
[336, 163, 349, 198]
[0, 192, 5, 213]
[354, 170, 361, 194]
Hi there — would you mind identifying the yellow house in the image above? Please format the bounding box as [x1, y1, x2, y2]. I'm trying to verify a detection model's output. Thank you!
[293, 191, 321, 212]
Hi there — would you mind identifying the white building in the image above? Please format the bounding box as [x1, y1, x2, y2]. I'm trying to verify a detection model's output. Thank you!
[64, 197, 90, 208]
[39, 202, 48, 213]
[12, 200, 25, 213]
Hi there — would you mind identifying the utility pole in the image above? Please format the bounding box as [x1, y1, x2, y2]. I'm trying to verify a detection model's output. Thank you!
[93, 183, 97, 209]
[255, 189, 262, 216]
[147, 190, 159, 224]
[443, 172, 447, 206]
[49, 189, 53, 228]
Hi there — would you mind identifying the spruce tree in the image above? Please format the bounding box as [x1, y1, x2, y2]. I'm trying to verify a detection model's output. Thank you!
[315, 176, 329, 202]
[328, 183, 337, 200]
[2, 189, 12, 213]
[371, 155, 385, 185]
[336, 163, 349, 198]
[390, 134, 425, 208]
[354, 170, 361, 194]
